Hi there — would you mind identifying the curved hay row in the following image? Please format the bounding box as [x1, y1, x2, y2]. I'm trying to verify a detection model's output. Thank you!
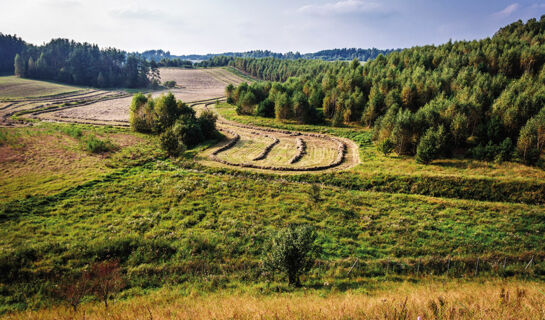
[211, 128, 240, 156]
[211, 127, 347, 172]
[289, 138, 306, 164]
[1, 89, 96, 104]
[28, 92, 130, 118]
[252, 134, 280, 161]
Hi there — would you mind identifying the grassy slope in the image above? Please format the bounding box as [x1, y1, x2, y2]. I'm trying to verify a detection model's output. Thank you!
[0, 76, 83, 99]
[213, 103, 545, 204]
[215, 104, 545, 182]
[1, 123, 545, 312]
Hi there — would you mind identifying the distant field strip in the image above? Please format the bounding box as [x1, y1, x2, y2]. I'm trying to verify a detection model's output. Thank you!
[0, 68, 246, 126]
[201, 102, 359, 172]
[0, 88, 130, 126]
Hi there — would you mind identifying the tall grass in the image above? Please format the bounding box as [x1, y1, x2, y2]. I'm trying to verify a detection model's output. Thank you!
[5, 281, 544, 320]
[83, 135, 116, 153]
[0, 128, 7, 146]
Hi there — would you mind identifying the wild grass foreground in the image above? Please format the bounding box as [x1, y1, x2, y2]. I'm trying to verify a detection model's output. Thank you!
[3, 281, 544, 320]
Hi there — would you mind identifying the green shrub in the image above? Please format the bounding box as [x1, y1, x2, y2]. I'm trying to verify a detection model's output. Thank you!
[163, 80, 176, 88]
[129, 92, 186, 134]
[263, 225, 319, 287]
[198, 110, 219, 140]
[516, 109, 545, 165]
[60, 125, 83, 139]
[377, 138, 395, 156]
[0, 129, 7, 146]
[416, 126, 447, 164]
[159, 128, 186, 157]
[83, 135, 116, 154]
[257, 98, 275, 118]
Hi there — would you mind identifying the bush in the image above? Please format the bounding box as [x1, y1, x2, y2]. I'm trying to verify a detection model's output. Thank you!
[84, 135, 116, 154]
[416, 126, 447, 164]
[174, 117, 204, 148]
[257, 98, 275, 118]
[163, 80, 176, 88]
[129, 92, 219, 155]
[129, 92, 185, 134]
[263, 225, 319, 287]
[198, 110, 219, 140]
[377, 138, 395, 156]
[160, 128, 186, 157]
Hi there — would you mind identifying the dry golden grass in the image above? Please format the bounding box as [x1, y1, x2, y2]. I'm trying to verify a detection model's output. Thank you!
[0, 76, 82, 99]
[0, 125, 145, 202]
[5, 280, 545, 320]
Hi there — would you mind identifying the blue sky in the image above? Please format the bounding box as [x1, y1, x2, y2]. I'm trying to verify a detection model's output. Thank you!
[1, 0, 544, 54]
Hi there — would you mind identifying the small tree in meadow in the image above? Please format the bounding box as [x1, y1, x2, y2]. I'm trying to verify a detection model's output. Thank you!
[263, 225, 319, 287]
[377, 138, 395, 156]
[58, 271, 92, 312]
[90, 260, 125, 309]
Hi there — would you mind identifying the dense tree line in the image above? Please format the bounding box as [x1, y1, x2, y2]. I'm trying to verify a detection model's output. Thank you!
[141, 48, 397, 64]
[228, 17, 545, 165]
[0, 33, 26, 74]
[206, 56, 342, 82]
[2, 36, 158, 88]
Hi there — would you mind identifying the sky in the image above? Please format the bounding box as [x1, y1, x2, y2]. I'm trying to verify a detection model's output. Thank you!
[1, 0, 545, 55]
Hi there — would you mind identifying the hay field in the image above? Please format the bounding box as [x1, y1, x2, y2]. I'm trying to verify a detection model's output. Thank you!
[198, 103, 360, 172]
[0, 76, 82, 99]
[37, 68, 246, 124]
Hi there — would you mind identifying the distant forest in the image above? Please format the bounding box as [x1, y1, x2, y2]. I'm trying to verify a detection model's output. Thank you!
[0, 34, 158, 88]
[226, 17, 545, 165]
[139, 48, 398, 63]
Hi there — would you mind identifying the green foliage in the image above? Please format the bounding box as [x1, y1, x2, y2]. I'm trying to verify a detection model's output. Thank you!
[130, 92, 218, 155]
[516, 107, 545, 164]
[159, 128, 186, 157]
[377, 138, 395, 156]
[256, 98, 275, 117]
[263, 225, 319, 287]
[224, 17, 545, 166]
[13, 53, 24, 77]
[163, 80, 177, 88]
[83, 135, 116, 154]
[416, 126, 448, 164]
[4, 37, 155, 88]
[129, 92, 187, 134]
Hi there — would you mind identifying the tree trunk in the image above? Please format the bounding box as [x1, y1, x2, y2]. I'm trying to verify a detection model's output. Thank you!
[288, 272, 301, 287]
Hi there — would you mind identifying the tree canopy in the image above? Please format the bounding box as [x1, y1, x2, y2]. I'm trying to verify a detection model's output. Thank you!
[226, 17, 545, 165]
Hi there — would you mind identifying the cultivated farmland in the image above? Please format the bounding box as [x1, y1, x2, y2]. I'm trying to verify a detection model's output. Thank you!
[0, 68, 246, 127]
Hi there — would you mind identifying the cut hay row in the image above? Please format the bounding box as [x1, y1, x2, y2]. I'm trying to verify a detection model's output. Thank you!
[4, 90, 111, 113]
[252, 133, 279, 161]
[1, 91, 129, 124]
[1, 88, 96, 103]
[211, 128, 240, 156]
[211, 126, 347, 172]
[199, 101, 350, 172]
[31, 92, 129, 117]
[289, 137, 306, 164]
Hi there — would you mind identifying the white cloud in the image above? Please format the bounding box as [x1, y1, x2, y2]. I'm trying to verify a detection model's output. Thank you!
[298, 0, 383, 15]
[39, 0, 82, 7]
[109, 7, 164, 20]
[493, 3, 520, 18]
